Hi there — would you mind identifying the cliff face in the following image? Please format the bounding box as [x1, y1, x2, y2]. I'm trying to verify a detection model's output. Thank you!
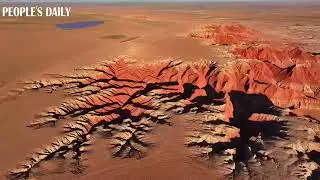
[188, 23, 320, 179]
[190, 23, 320, 118]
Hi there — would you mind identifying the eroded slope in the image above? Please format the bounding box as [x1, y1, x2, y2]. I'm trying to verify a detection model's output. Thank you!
[1, 22, 319, 180]
[3, 55, 319, 180]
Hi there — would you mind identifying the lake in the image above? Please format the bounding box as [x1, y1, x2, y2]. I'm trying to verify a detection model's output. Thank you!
[56, 20, 104, 30]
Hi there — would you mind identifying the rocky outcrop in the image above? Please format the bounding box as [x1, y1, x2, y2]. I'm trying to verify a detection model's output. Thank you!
[187, 22, 320, 179]
[232, 47, 320, 113]
[6, 58, 219, 179]
[189, 23, 320, 117]
[189, 24, 260, 45]
[233, 46, 320, 68]
[3, 22, 319, 180]
[5, 56, 319, 180]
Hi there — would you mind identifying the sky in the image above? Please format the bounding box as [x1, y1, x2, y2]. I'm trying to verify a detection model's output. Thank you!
[0, 0, 315, 2]
[1, 0, 318, 3]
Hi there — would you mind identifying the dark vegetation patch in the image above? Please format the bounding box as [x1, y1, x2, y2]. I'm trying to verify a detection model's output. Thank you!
[101, 34, 127, 40]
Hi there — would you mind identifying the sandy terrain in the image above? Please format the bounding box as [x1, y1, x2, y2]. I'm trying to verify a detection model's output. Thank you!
[0, 2, 319, 180]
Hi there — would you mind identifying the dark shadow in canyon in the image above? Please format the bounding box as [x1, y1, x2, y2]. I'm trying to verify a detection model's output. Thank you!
[187, 90, 289, 172]
[228, 91, 287, 164]
[187, 91, 290, 177]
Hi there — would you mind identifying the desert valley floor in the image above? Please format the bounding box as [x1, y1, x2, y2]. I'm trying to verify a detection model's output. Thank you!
[0, 2, 319, 180]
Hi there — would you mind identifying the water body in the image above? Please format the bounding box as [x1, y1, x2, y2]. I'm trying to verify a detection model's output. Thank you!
[56, 21, 104, 30]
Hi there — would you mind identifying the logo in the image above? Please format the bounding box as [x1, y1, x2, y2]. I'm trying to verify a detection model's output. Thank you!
[1, 6, 71, 17]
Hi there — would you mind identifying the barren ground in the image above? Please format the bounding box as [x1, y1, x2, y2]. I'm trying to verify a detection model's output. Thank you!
[0, 2, 319, 180]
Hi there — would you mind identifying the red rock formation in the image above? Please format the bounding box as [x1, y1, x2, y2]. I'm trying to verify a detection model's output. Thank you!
[190, 23, 319, 117]
[5, 23, 320, 179]
[232, 46, 320, 112]
[189, 22, 319, 179]
[6, 57, 320, 179]
[233, 46, 320, 68]
[190, 24, 259, 45]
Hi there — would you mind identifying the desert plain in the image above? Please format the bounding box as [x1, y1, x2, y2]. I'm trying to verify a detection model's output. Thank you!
[0, 2, 319, 180]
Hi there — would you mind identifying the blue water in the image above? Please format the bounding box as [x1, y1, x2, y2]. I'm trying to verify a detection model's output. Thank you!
[56, 20, 104, 30]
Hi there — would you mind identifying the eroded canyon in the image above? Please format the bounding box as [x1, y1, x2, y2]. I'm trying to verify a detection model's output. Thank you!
[0, 3, 319, 180]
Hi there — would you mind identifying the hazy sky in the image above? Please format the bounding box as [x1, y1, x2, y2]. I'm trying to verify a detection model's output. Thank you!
[0, 0, 314, 2]
[1, 0, 318, 3]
